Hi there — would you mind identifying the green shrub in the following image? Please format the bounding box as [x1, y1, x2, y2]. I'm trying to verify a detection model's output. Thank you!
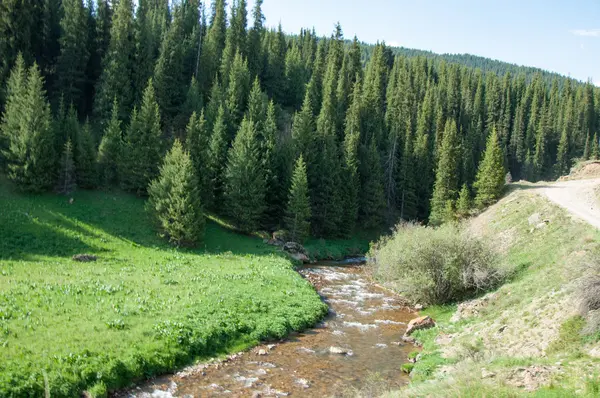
[368, 222, 502, 305]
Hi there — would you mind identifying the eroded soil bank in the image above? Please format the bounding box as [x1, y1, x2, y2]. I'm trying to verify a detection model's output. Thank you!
[121, 264, 416, 397]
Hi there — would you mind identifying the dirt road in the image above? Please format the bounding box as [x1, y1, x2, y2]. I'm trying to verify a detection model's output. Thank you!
[532, 178, 600, 229]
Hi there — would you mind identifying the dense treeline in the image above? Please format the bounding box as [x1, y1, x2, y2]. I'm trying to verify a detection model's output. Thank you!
[1, 0, 599, 242]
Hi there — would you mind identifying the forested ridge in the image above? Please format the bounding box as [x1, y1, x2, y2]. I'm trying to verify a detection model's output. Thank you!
[1, 0, 599, 241]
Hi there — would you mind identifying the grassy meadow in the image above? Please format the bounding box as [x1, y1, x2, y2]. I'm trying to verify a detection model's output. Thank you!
[0, 180, 328, 396]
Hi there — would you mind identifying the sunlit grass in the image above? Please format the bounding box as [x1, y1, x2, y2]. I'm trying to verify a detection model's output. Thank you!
[0, 180, 327, 396]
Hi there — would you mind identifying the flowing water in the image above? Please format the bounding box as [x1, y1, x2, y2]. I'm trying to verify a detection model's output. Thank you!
[122, 264, 417, 397]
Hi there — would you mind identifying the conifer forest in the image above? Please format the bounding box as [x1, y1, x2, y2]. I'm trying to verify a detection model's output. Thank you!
[1, 0, 599, 242]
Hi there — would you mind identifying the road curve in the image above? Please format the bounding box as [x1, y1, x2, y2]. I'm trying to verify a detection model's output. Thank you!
[530, 178, 600, 229]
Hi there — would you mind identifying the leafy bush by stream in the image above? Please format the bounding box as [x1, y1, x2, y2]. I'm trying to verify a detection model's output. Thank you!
[368, 222, 502, 305]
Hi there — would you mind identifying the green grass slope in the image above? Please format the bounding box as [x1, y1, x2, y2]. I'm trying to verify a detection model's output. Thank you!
[383, 186, 600, 397]
[0, 181, 327, 397]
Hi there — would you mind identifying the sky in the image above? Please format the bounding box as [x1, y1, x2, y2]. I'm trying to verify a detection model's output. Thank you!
[246, 0, 600, 85]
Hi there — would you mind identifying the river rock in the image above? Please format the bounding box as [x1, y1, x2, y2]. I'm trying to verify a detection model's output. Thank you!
[481, 369, 496, 379]
[329, 346, 349, 355]
[72, 254, 97, 262]
[257, 349, 268, 356]
[283, 242, 310, 263]
[404, 316, 436, 337]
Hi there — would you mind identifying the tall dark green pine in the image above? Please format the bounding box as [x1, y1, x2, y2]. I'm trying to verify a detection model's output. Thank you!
[57, 138, 76, 194]
[153, 6, 186, 127]
[97, 98, 122, 187]
[1, 62, 56, 192]
[225, 52, 251, 132]
[341, 77, 362, 233]
[285, 155, 311, 243]
[555, 123, 570, 178]
[147, 139, 205, 247]
[284, 42, 306, 109]
[247, 0, 265, 78]
[224, 116, 266, 232]
[175, 77, 203, 137]
[414, 88, 435, 220]
[120, 79, 163, 194]
[75, 119, 97, 188]
[263, 24, 287, 104]
[186, 110, 212, 206]
[206, 104, 229, 209]
[94, 0, 135, 124]
[359, 137, 386, 229]
[198, 0, 226, 94]
[429, 120, 460, 225]
[474, 128, 506, 208]
[55, 0, 89, 112]
[592, 133, 600, 160]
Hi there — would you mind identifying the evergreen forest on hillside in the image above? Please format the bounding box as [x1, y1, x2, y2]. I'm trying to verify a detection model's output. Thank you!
[1, 0, 600, 241]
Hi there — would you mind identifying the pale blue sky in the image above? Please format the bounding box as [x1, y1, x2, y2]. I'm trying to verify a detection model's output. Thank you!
[247, 0, 600, 85]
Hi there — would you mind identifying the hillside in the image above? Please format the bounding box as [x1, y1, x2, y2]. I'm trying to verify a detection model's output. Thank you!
[0, 181, 327, 396]
[384, 181, 600, 396]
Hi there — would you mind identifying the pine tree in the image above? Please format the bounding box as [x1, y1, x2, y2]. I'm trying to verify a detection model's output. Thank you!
[147, 139, 205, 247]
[583, 132, 591, 161]
[261, 101, 282, 227]
[120, 79, 163, 194]
[592, 133, 599, 160]
[225, 52, 251, 130]
[474, 128, 506, 208]
[429, 120, 460, 225]
[153, 7, 186, 126]
[186, 110, 211, 205]
[555, 124, 570, 178]
[198, 0, 226, 93]
[0, 54, 27, 163]
[57, 139, 76, 194]
[206, 104, 229, 209]
[456, 184, 472, 218]
[224, 116, 266, 232]
[1, 62, 56, 192]
[285, 155, 311, 243]
[97, 98, 122, 187]
[247, 0, 265, 78]
[94, 0, 135, 124]
[75, 119, 97, 188]
[359, 137, 386, 229]
[55, 0, 89, 112]
[341, 77, 361, 233]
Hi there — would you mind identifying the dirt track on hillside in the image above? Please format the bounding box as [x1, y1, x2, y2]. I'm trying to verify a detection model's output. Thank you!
[530, 178, 600, 229]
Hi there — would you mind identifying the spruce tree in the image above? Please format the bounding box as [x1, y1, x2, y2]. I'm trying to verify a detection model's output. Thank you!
[592, 133, 599, 160]
[207, 104, 229, 209]
[247, 0, 265, 78]
[429, 120, 460, 225]
[75, 119, 97, 189]
[341, 77, 362, 233]
[147, 139, 205, 247]
[224, 116, 266, 232]
[55, 0, 89, 112]
[555, 123, 570, 177]
[57, 139, 76, 194]
[474, 128, 506, 208]
[1, 62, 56, 192]
[153, 7, 186, 126]
[225, 51, 251, 132]
[583, 132, 591, 161]
[186, 110, 211, 205]
[198, 0, 226, 93]
[0, 54, 27, 163]
[94, 0, 135, 124]
[456, 184, 472, 218]
[120, 79, 163, 194]
[261, 101, 283, 227]
[97, 99, 122, 187]
[359, 137, 386, 229]
[285, 155, 311, 243]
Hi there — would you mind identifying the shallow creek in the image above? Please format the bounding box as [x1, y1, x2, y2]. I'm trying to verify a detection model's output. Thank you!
[124, 264, 417, 397]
